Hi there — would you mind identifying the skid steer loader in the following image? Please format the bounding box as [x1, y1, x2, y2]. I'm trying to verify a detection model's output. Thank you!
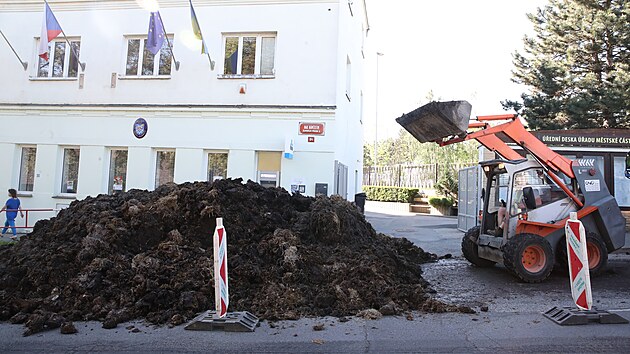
[397, 101, 626, 283]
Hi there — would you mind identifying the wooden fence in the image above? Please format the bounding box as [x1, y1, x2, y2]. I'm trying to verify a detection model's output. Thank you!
[363, 163, 476, 190]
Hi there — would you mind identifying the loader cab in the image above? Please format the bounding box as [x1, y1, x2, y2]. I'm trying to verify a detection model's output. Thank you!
[480, 158, 577, 238]
[480, 160, 512, 237]
[480, 158, 579, 241]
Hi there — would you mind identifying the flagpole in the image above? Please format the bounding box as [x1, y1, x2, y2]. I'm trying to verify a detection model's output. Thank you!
[44, 1, 85, 71]
[203, 40, 215, 71]
[157, 12, 180, 71]
[0, 30, 28, 70]
[58, 29, 86, 71]
[190, 0, 215, 70]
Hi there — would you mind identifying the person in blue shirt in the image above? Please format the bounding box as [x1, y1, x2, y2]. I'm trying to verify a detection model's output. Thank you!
[1, 188, 24, 239]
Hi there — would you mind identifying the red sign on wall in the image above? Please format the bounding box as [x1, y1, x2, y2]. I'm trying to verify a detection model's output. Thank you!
[299, 122, 325, 135]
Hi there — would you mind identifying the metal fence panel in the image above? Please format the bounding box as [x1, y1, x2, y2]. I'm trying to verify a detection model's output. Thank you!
[363, 163, 475, 190]
[457, 165, 479, 232]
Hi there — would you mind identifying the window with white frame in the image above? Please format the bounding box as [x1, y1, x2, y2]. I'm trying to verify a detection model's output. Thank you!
[207, 153, 228, 181]
[37, 39, 81, 78]
[124, 36, 173, 77]
[61, 148, 80, 194]
[108, 149, 128, 195]
[19, 147, 37, 192]
[223, 33, 276, 77]
[155, 150, 175, 188]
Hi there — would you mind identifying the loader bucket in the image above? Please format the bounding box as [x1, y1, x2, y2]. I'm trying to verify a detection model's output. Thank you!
[396, 100, 472, 143]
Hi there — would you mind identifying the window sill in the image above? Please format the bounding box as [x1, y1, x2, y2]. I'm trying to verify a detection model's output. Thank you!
[118, 75, 172, 80]
[217, 74, 275, 80]
[29, 77, 78, 81]
[17, 192, 33, 198]
[52, 194, 77, 200]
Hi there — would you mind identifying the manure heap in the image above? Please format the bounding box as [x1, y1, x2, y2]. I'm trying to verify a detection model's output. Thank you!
[0, 179, 470, 335]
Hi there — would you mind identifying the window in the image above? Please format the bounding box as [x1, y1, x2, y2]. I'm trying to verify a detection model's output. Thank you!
[19, 147, 37, 192]
[613, 156, 630, 207]
[223, 33, 276, 77]
[37, 39, 81, 78]
[207, 153, 228, 181]
[155, 150, 175, 188]
[510, 168, 567, 216]
[125, 36, 173, 77]
[488, 172, 509, 214]
[109, 150, 128, 195]
[61, 148, 80, 194]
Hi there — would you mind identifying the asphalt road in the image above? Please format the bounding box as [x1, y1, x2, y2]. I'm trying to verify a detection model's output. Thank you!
[1, 211, 629, 353]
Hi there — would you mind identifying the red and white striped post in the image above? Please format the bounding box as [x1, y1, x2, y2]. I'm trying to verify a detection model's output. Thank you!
[213, 218, 229, 318]
[565, 212, 592, 311]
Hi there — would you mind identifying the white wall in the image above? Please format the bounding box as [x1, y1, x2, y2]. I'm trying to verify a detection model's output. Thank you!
[0, 0, 369, 226]
[0, 1, 340, 106]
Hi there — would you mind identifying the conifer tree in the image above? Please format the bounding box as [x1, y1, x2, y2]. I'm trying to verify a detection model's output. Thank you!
[505, 0, 629, 129]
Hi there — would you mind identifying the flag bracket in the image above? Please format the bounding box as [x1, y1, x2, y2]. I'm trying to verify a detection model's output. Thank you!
[543, 306, 629, 326]
[0, 29, 28, 71]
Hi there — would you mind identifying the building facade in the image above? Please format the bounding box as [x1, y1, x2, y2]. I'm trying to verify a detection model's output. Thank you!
[0, 0, 369, 225]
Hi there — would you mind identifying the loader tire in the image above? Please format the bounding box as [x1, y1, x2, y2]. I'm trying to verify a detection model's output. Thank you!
[503, 233, 554, 283]
[585, 234, 608, 276]
[462, 226, 496, 267]
[555, 233, 608, 276]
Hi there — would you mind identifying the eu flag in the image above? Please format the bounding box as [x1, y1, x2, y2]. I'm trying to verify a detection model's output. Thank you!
[147, 12, 164, 55]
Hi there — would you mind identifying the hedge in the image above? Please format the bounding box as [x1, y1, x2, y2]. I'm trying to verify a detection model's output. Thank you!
[363, 186, 419, 203]
[428, 197, 454, 208]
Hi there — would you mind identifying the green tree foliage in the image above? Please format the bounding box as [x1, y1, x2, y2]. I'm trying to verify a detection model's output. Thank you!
[505, 0, 630, 129]
[363, 129, 478, 167]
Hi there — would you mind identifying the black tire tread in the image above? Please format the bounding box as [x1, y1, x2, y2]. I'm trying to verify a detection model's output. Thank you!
[555, 233, 608, 276]
[503, 233, 554, 283]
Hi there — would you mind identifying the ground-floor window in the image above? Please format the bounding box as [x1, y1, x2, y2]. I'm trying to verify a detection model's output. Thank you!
[109, 149, 128, 194]
[61, 148, 80, 193]
[155, 150, 175, 188]
[207, 152, 228, 181]
[19, 146, 37, 192]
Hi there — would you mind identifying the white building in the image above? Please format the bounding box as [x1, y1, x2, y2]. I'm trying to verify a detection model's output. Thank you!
[0, 0, 369, 225]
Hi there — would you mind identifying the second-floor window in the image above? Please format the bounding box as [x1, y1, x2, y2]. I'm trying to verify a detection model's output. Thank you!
[125, 36, 173, 77]
[223, 33, 276, 77]
[37, 39, 81, 78]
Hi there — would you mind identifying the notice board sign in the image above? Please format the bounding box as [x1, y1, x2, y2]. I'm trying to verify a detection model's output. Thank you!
[299, 122, 325, 136]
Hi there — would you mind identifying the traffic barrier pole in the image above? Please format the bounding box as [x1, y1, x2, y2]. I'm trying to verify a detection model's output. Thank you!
[565, 212, 592, 311]
[213, 218, 229, 318]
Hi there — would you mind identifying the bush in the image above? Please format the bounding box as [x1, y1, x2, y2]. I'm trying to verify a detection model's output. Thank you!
[436, 169, 458, 204]
[363, 186, 419, 203]
[428, 197, 453, 208]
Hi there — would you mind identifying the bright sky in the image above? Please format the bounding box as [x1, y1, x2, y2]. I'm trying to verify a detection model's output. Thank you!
[363, 0, 548, 142]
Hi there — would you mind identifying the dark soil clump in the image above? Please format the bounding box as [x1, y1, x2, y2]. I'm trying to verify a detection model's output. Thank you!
[0, 179, 470, 335]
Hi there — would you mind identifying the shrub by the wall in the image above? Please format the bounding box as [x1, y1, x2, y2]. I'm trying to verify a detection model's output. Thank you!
[428, 197, 453, 208]
[363, 186, 419, 203]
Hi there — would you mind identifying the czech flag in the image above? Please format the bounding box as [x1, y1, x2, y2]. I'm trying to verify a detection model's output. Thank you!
[38, 2, 63, 61]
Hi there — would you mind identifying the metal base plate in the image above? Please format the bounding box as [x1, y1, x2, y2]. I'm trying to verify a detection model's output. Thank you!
[543, 306, 629, 326]
[184, 310, 259, 332]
